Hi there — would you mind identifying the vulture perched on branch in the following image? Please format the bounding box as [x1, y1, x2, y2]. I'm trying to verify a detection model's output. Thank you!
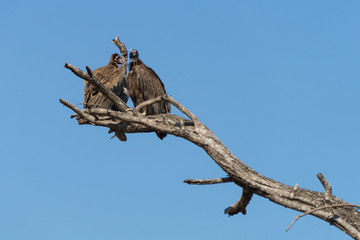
[83, 53, 128, 110]
[128, 49, 171, 140]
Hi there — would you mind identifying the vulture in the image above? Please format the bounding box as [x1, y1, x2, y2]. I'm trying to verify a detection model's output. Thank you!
[83, 53, 128, 110]
[82, 53, 128, 141]
[128, 49, 171, 140]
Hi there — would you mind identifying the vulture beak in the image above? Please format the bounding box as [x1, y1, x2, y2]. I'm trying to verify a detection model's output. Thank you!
[118, 58, 128, 65]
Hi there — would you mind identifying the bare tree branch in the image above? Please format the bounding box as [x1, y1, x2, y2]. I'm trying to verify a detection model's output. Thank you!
[162, 95, 202, 127]
[61, 92, 360, 240]
[85, 108, 194, 137]
[112, 35, 128, 62]
[61, 36, 360, 239]
[317, 173, 333, 200]
[59, 98, 194, 136]
[112, 35, 129, 101]
[184, 177, 233, 185]
[60, 99, 95, 122]
[134, 95, 165, 113]
[286, 204, 360, 232]
[224, 189, 254, 216]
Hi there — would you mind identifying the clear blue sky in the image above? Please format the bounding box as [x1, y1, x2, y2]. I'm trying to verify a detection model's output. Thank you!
[1, 0, 359, 239]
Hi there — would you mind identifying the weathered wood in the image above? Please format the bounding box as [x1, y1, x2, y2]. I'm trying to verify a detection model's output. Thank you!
[317, 173, 333, 200]
[184, 177, 233, 185]
[287, 204, 360, 232]
[225, 189, 254, 216]
[60, 36, 360, 239]
[112, 35, 128, 63]
[60, 90, 360, 238]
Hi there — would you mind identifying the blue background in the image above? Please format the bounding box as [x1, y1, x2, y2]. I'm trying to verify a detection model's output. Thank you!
[1, 0, 359, 239]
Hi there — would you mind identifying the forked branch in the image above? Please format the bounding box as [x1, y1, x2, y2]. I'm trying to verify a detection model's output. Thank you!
[61, 36, 360, 239]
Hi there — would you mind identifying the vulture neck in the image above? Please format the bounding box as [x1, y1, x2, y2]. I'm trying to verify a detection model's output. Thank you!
[129, 59, 143, 70]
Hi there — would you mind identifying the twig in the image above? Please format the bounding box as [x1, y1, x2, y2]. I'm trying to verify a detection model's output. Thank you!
[286, 204, 360, 232]
[184, 177, 253, 216]
[112, 35, 128, 62]
[224, 189, 254, 216]
[134, 95, 203, 127]
[59, 99, 95, 122]
[162, 95, 202, 126]
[85, 66, 93, 78]
[112, 35, 128, 82]
[289, 184, 299, 199]
[184, 177, 233, 185]
[134, 95, 164, 112]
[60, 98, 120, 128]
[61, 98, 154, 139]
[317, 173, 332, 200]
[64, 63, 129, 112]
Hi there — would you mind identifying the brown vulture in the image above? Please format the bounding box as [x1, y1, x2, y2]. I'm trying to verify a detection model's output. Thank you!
[128, 49, 171, 140]
[83, 53, 128, 110]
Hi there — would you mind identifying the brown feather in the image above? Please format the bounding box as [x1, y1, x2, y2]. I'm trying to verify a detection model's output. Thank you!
[83, 53, 128, 110]
[128, 55, 170, 140]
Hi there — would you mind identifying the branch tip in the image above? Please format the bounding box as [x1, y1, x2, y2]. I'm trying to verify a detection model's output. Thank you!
[289, 183, 299, 199]
[286, 204, 360, 232]
[317, 173, 332, 200]
[225, 189, 253, 217]
[184, 177, 232, 185]
[112, 35, 120, 43]
[85, 65, 93, 78]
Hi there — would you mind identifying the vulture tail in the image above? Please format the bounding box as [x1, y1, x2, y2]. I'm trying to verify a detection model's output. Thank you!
[156, 132, 167, 140]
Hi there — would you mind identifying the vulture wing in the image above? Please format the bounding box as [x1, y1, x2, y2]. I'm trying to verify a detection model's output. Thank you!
[128, 64, 170, 115]
[83, 65, 127, 110]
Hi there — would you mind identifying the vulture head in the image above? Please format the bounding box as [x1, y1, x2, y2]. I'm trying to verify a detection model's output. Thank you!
[129, 49, 139, 63]
[110, 53, 127, 66]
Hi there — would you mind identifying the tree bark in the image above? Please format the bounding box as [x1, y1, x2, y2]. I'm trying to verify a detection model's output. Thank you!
[61, 37, 360, 239]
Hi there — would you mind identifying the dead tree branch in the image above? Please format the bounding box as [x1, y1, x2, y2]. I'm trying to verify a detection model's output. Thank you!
[60, 99, 96, 123]
[317, 173, 333, 200]
[184, 177, 233, 185]
[134, 95, 165, 112]
[61, 36, 360, 239]
[286, 204, 360, 232]
[112, 35, 129, 99]
[224, 189, 254, 216]
[60, 98, 194, 135]
[112, 35, 128, 63]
